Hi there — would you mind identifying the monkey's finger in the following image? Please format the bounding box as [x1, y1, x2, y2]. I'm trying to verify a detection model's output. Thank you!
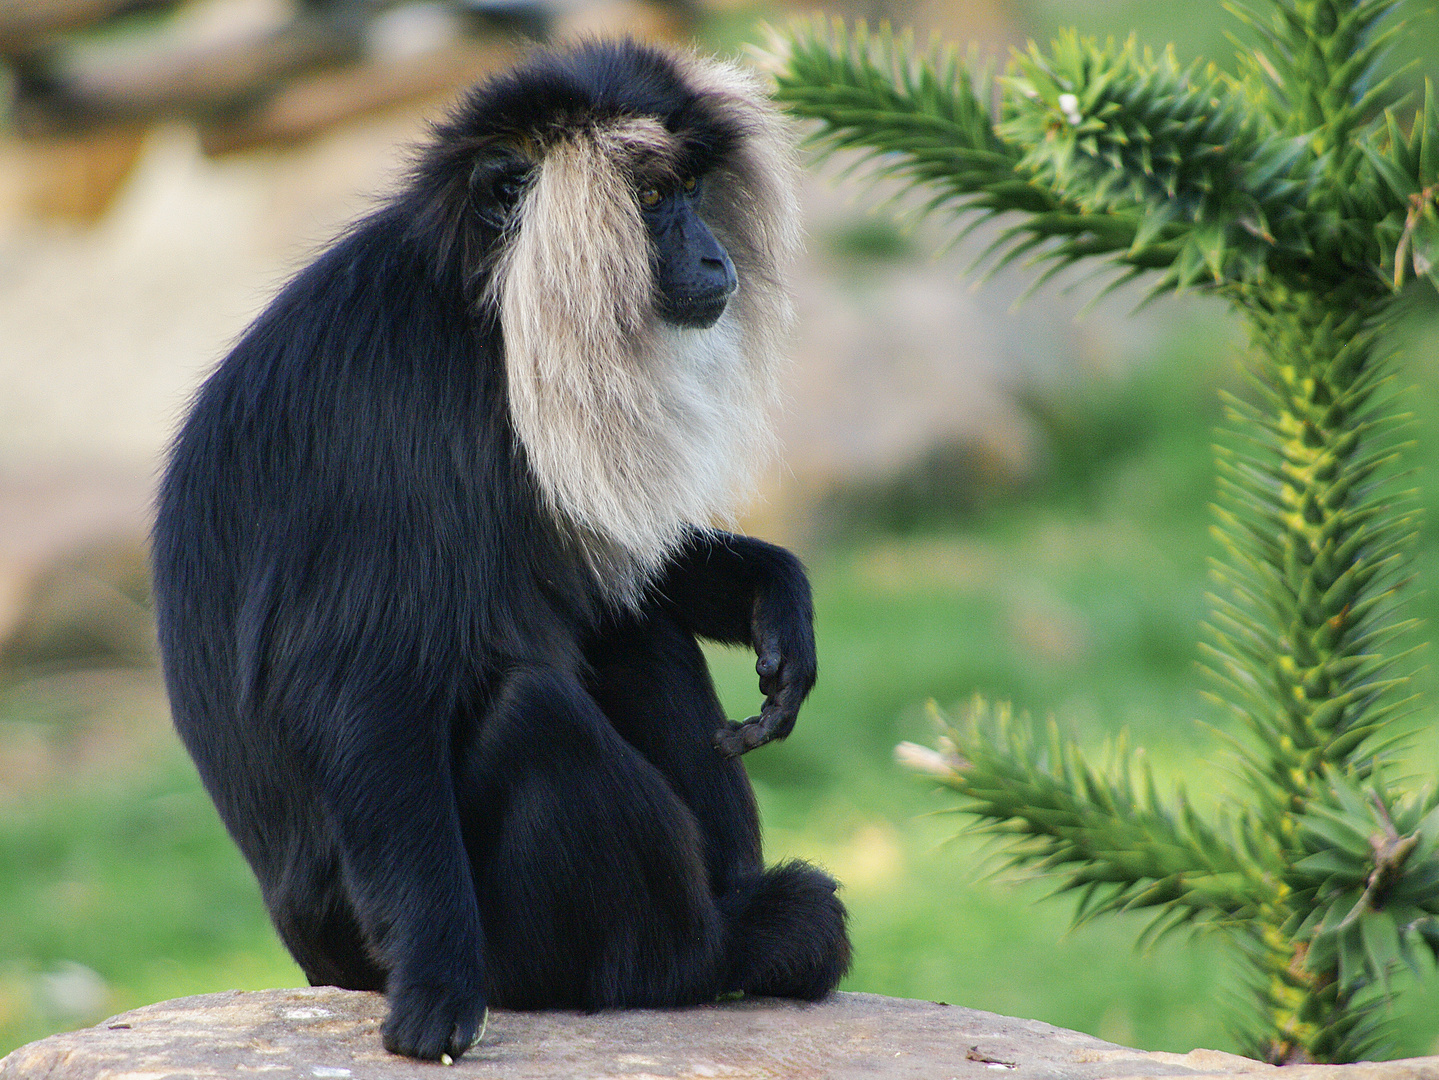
[759, 687, 803, 743]
[713, 721, 746, 757]
[748, 702, 793, 746]
[446, 1022, 474, 1062]
[714, 716, 770, 757]
[450, 1004, 491, 1057]
[714, 729, 745, 757]
[759, 667, 780, 696]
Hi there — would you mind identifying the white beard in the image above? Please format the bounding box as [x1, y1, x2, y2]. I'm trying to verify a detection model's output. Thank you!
[489, 91, 797, 608]
[502, 297, 777, 609]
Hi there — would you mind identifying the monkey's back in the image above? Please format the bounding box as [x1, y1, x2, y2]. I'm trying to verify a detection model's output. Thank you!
[151, 208, 598, 854]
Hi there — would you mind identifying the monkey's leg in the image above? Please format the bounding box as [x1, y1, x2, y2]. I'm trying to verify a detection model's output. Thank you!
[456, 666, 728, 1010]
[717, 860, 852, 1000]
[584, 615, 852, 1000]
[275, 680, 487, 1062]
[181, 721, 391, 995]
[262, 842, 387, 993]
[584, 609, 762, 897]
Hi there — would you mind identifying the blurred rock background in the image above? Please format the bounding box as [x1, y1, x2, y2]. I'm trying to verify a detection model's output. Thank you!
[0, 0, 1173, 671]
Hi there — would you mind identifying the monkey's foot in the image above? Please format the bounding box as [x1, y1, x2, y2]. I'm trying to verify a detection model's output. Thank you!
[381, 982, 487, 1061]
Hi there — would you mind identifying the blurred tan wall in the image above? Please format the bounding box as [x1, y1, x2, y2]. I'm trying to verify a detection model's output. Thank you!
[0, 0, 1161, 646]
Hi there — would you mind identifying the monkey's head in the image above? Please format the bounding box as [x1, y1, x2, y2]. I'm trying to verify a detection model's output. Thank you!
[464, 114, 740, 331]
[411, 40, 801, 604]
[420, 39, 795, 325]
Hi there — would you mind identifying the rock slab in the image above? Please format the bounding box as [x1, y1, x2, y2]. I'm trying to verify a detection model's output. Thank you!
[3, 988, 1438, 1080]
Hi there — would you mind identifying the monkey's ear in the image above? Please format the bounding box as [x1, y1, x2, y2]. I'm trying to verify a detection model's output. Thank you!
[468, 151, 532, 231]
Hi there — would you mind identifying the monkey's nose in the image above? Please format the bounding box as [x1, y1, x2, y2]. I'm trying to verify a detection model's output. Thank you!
[703, 252, 738, 298]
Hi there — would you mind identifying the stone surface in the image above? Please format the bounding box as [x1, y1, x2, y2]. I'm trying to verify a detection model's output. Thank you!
[3, 988, 1439, 1080]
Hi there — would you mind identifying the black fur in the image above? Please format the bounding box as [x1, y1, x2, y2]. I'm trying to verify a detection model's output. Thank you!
[151, 39, 850, 1063]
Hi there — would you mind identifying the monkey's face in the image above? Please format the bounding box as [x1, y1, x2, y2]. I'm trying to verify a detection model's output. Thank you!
[470, 149, 738, 332]
[637, 175, 737, 330]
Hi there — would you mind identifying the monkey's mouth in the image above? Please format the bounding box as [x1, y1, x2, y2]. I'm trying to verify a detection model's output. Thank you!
[659, 288, 734, 330]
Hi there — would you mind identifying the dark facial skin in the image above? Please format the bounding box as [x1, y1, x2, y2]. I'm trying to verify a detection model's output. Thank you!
[639, 176, 738, 329]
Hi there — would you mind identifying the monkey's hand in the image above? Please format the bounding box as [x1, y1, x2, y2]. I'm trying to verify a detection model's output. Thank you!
[714, 597, 816, 758]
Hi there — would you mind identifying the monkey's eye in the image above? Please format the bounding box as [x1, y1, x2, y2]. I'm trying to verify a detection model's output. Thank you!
[468, 158, 532, 232]
[638, 186, 663, 209]
[681, 175, 699, 195]
[494, 174, 525, 203]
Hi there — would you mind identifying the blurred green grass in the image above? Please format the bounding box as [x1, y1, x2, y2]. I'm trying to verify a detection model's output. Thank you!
[5, 301, 1439, 1059]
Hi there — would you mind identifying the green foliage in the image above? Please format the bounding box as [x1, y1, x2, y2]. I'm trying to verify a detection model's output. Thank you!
[906, 699, 1266, 934]
[1205, 289, 1419, 813]
[1000, 32, 1318, 290]
[774, 13, 1439, 297]
[1290, 774, 1439, 989]
[772, 0, 1439, 1063]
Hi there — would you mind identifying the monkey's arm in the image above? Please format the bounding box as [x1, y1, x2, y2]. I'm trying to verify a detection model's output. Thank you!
[654, 531, 816, 756]
[254, 587, 489, 1060]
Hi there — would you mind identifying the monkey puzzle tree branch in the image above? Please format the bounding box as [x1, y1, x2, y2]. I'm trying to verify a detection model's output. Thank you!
[1196, 276, 1433, 1059]
[998, 32, 1330, 291]
[1368, 84, 1439, 290]
[1288, 774, 1439, 963]
[772, 21, 1153, 284]
[773, 20, 1319, 290]
[1201, 288, 1423, 823]
[776, 0, 1439, 1062]
[772, 17, 1439, 295]
[1225, 0, 1406, 145]
[905, 699, 1278, 932]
